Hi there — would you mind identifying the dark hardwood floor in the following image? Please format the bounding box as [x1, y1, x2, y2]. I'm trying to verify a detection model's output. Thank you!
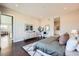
[0, 37, 40, 56]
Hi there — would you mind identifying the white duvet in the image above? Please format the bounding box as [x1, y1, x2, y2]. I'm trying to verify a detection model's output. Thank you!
[65, 36, 79, 56]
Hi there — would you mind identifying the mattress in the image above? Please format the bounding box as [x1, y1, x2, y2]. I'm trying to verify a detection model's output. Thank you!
[34, 37, 65, 56]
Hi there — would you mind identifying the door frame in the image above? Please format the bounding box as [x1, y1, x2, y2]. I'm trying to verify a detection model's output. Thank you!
[0, 14, 13, 40]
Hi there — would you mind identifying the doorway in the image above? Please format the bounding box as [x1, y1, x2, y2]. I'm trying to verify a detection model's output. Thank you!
[0, 14, 13, 55]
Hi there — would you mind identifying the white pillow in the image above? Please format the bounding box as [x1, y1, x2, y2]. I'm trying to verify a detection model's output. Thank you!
[66, 37, 77, 51]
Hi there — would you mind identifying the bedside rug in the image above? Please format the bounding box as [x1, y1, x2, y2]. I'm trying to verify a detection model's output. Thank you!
[22, 42, 43, 56]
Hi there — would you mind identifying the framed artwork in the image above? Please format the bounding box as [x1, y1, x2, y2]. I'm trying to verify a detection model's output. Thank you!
[25, 24, 33, 31]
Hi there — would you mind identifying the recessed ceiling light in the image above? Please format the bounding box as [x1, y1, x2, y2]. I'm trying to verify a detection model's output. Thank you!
[15, 4, 18, 7]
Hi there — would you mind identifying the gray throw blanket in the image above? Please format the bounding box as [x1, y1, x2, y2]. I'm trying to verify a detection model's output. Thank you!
[34, 37, 65, 56]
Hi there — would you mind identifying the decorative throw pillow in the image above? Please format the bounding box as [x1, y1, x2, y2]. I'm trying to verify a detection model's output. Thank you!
[59, 33, 70, 45]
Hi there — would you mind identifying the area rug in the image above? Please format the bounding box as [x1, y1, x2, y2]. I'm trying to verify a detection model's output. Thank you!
[22, 42, 43, 56]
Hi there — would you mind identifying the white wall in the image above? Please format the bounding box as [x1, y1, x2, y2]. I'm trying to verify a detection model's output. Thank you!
[40, 10, 79, 36]
[13, 19, 25, 42]
[60, 10, 79, 35]
[2, 10, 39, 42]
[40, 17, 54, 37]
[11, 10, 79, 41]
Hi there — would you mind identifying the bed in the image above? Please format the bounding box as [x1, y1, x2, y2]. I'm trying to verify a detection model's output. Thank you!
[33, 37, 66, 56]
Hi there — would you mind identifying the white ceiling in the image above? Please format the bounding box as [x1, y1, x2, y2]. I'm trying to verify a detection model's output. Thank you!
[1, 3, 79, 19]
